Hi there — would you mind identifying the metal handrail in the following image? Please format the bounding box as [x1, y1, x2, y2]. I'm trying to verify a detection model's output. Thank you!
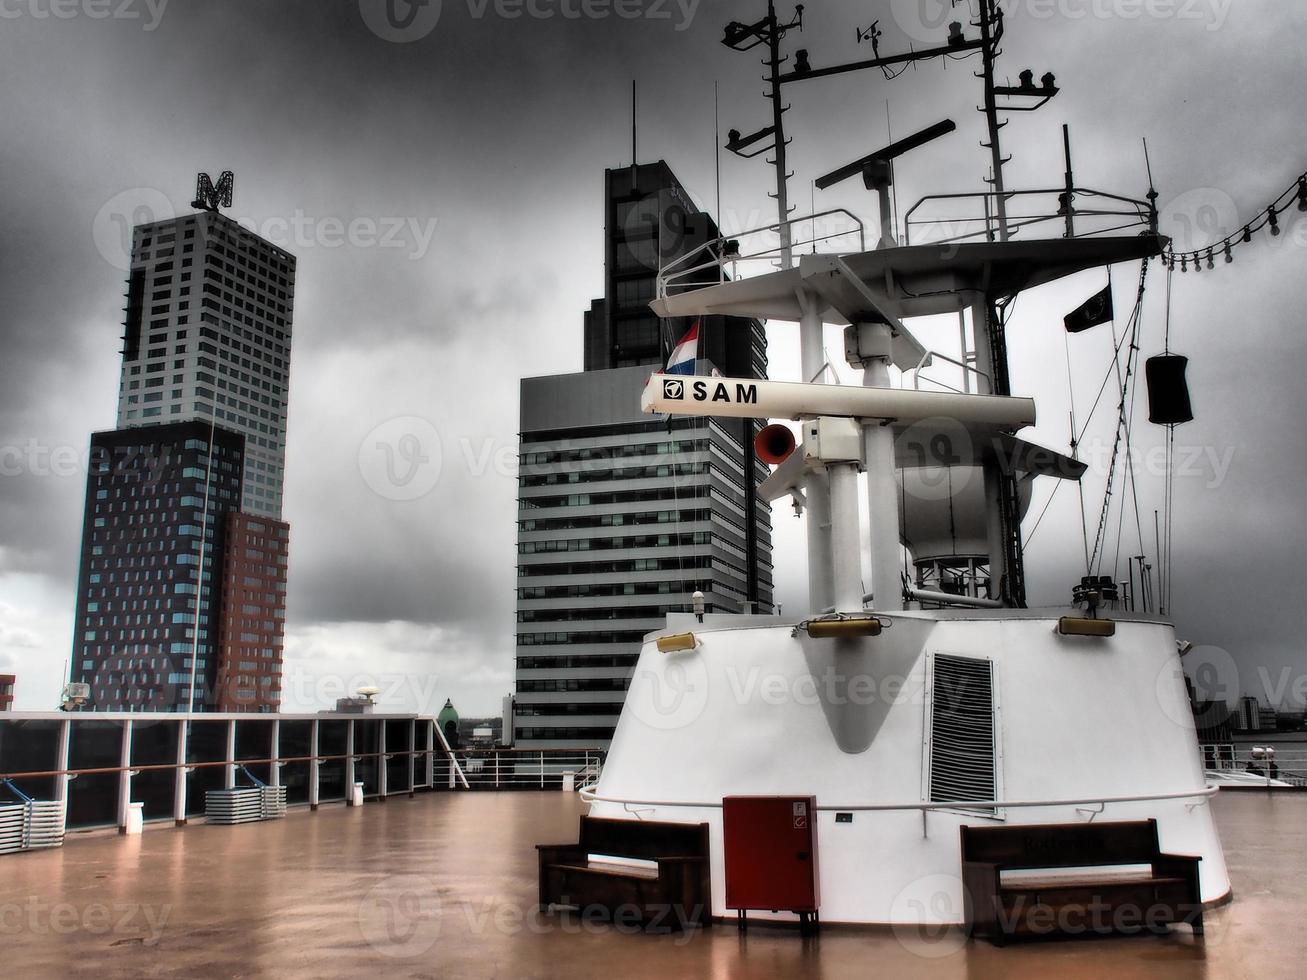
[657, 209, 866, 299]
[908, 348, 991, 393]
[902, 186, 1157, 246]
[579, 786, 1218, 812]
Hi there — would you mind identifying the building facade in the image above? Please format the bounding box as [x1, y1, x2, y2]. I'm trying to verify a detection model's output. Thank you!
[117, 210, 294, 519]
[0, 675, 14, 712]
[70, 421, 245, 711]
[213, 512, 290, 711]
[513, 162, 774, 749]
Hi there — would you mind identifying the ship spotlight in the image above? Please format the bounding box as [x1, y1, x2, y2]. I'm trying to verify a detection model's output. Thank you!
[756, 424, 797, 465]
[802, 616, 883, 639]
[656, 632, 698, 654]
[1057, 616, 1116, 638]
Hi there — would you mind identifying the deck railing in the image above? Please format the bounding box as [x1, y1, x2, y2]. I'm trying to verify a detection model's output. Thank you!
[0, 712, 471, 834]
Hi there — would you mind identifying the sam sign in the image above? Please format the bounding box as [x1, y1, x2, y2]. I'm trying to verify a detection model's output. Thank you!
[661, 377, 759, 406]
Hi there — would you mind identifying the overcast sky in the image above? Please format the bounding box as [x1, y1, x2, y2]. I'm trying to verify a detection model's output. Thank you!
[1, 0, 1304, 716]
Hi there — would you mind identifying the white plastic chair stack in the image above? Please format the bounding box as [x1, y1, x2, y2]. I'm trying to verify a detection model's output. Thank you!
[205, 787, 266, 825]
[260, 785, 287, 820]
[0, 803, 25, 855]
[23, 801, 66, 849]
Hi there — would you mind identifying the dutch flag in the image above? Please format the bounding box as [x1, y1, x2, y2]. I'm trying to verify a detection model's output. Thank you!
[665, 321, 699, 376]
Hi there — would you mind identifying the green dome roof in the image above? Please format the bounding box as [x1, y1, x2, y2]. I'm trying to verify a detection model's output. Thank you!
[437, 699, 459, 728]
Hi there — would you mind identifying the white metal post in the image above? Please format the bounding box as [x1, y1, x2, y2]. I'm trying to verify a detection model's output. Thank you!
[223, 720, 236, 790]
[424, 721, 434, 790]
[345, 721, 356, 802]
[269, 719, 280, 788]
[54, 719, 71, 805]
[827, 463, 864, 612]
[309, 719, 320, 810]
[798, 289, 834, 614]
[117, 720, 132, 833]
[970, 299, 1007, 599]
[173, 719, 188, 824]
[409, 720, 417, 795]
[858, 323, 905, 612]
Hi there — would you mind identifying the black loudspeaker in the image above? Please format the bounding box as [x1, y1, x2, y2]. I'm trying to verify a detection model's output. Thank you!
[1145, 354, 1194, 425]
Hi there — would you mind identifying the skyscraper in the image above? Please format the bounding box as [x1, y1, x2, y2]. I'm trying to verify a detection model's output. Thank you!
[71, 190, 296, 711]
[513, 162, 774, 749]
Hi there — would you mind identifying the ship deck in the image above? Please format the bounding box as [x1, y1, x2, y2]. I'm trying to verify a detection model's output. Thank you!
[2, 790, 1303, 979]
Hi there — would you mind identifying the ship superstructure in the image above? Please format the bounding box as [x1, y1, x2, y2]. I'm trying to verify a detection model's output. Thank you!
[563, 2, 1229, 932]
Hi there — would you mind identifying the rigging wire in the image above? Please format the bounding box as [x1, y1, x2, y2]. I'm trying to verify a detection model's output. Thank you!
[1088, 259, 1149, 575]
[1024, 262, 1145, 557]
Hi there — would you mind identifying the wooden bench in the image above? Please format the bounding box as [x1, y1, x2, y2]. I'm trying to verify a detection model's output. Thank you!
[961, 819, 1203, 944]
[537, 816, 711, 929]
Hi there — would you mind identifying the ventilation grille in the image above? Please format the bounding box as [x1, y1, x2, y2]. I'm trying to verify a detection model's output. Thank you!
[928, 654, 997, 809]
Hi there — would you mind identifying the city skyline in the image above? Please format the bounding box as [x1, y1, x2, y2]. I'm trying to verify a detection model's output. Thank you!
[1, 1, 1306, 717]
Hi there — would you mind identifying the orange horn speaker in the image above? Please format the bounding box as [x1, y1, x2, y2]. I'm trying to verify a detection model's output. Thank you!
[755, 424, 797, 465]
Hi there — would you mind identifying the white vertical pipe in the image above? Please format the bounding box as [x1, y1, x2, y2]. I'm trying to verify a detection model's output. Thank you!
[827, 463, 864, 613]
[970, 299, 1006, 598]
[859, 323, 905, 612]
[798, 289, 834, 614]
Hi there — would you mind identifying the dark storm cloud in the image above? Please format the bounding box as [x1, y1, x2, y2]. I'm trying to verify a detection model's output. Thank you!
[2, 0, 1306, 711]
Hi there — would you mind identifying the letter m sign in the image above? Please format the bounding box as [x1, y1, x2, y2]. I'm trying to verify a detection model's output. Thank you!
[192, 171, 234, 212]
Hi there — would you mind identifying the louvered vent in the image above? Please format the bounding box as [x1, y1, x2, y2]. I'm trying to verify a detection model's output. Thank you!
[928, 654, 997, 809]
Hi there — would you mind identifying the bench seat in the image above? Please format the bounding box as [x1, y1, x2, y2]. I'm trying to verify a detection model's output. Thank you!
[962, 820, 1203, 944]
[537, 816, 712, 929]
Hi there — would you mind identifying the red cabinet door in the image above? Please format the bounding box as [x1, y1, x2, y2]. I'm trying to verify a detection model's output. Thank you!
[723, 796, 819, 912]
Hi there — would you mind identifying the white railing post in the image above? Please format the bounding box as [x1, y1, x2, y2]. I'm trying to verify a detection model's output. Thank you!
[117, 720, 133, 833]
[173, 719, 188, 824]
[309, 719, 320, 810]
[345, 721, 356, 802]
[269, 719, 281, 788]
[224, 720, 236, 790]
[540, 751, 545, 789]
[409, 720, 417, 795]
[54, 719, 71, 805]
[424, 721, 434, 789]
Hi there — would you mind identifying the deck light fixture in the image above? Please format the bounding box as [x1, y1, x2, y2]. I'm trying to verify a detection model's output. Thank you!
[656, 632, 698, 654]
[1057, 616, 1116, 638]
[800, 616, 883, 639]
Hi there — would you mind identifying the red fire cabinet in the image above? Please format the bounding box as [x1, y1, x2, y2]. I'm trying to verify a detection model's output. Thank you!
[722, 796, 820, 932]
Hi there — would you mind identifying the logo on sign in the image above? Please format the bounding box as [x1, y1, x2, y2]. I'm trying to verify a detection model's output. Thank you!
[793, 800, 808, 829]
[663, 379, 685, 400]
